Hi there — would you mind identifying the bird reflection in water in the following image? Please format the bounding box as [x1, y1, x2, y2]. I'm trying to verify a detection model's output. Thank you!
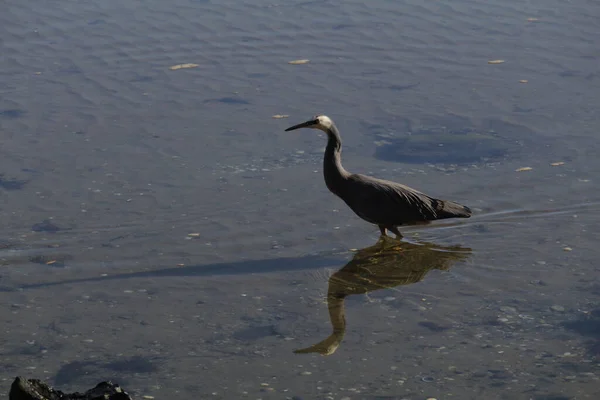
[294, 237, 472, 356]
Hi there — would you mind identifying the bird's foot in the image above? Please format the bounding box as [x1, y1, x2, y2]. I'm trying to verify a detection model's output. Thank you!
[378, 226, 403, 241]
[388, 226, 404, 239]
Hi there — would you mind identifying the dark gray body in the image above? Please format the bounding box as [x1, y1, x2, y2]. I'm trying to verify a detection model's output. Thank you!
[331, 173, 470, 229]
[286, 118, 471, 236]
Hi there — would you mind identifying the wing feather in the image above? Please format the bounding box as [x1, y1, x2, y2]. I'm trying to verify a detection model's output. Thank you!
[343, 174, 440, 225]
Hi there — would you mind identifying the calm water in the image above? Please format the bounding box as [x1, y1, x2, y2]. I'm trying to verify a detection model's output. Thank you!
[1, 0, 600, 398]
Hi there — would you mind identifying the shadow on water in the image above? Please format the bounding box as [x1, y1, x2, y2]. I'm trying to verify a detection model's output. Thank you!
[6, 201, 599, 292]
[9, 252, 348, 292]
[53, 356, 158, 386]
[294, 237, 472, 356]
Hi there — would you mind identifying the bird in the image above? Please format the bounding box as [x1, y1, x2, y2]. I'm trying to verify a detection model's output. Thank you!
[284, 115, 472, 237]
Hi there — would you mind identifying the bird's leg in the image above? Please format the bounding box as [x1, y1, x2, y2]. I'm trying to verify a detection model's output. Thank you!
[378, 225, 388, 237]
[388, 226, 403, 239]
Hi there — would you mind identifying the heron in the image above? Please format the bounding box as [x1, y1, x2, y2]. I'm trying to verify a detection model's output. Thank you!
[285, 115, 472, 237]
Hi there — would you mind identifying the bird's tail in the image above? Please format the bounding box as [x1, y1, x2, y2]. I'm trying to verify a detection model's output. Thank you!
[437, 200, 472, 219]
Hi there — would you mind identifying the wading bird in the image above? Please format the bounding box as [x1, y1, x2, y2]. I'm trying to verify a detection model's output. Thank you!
[285, 115, 471, 237]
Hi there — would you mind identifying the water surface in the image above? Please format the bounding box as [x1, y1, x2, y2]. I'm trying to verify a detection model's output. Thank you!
[1, 0, 599, 398]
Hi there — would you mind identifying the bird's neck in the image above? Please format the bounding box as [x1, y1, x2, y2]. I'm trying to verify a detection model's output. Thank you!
[323, 125, 349, 194]
[292, 294, 345, 355]
[327, 293, 347, 335]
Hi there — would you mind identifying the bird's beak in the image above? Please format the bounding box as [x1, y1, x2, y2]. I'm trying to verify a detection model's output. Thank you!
[284, 119, 319, 131]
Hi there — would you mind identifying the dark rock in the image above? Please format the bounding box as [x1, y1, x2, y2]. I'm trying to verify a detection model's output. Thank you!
[0, 109, 25, 119]
[203, 97, 249, 105]
[31, 220, 62, 233]
[0, 175, 28, 190]
[9, 377, 132, 400]
[418, 321, 450, 332]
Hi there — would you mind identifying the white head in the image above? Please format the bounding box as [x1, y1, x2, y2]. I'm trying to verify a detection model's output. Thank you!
[285, 114, 334, 133]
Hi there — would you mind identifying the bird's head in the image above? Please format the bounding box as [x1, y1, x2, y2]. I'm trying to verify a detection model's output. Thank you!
[285, 115, 334, 133]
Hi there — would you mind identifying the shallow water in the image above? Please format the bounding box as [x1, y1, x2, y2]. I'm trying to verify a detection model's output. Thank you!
[1, 0, 600, 398]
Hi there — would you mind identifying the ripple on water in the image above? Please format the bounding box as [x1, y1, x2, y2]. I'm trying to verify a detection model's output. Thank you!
[365, 113, 543, 165]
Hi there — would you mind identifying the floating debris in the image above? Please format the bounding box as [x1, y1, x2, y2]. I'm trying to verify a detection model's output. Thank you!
[527, 18, 539, 22]
[519, 80, 529, 83]
[550, 305, 565, 312]
[550, 161, 565, 166]
[187, 233, 201, 237]
[563, 246, 573, 252]
[288, 59, 310, 65]
[488, 59, 505, 64]
[516, 167, 532, 172]
[29, 254, 69, 267]
[272, 114, 289, 119]
[169, 63, 199, 71]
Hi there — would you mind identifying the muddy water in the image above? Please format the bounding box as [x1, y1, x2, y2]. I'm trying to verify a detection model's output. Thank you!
[1, 0, 599, 398]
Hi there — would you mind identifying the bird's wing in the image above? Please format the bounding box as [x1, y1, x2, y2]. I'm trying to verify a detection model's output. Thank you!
[346, 174, 440, 224]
